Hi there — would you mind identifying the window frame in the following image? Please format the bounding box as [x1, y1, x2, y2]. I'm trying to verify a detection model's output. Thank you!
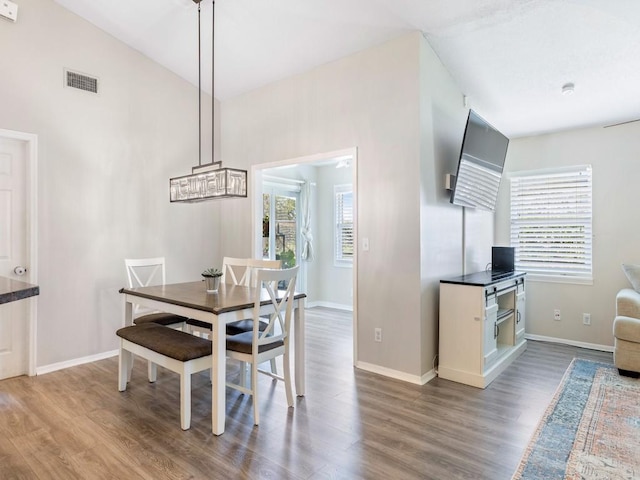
[509, 165, 593, 285]
[334, 184, 354, 267]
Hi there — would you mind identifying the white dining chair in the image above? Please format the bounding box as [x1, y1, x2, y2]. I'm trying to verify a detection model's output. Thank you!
[225, 266, 299, 426]
[124, 257, 188, 330]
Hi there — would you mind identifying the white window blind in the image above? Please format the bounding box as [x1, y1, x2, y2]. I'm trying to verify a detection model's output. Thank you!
[510, 165, 592, 281]
[335, 185, 353, 265]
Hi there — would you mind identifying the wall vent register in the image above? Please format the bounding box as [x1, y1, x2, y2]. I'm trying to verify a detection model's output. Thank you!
[65, 69, 99, 94]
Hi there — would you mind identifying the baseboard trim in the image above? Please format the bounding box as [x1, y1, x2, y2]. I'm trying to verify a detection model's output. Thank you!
[525, 334, 614, 353]
[306, 301, 353, 312]
[36, 349, 119, 375]
[356, 360, 436, 385]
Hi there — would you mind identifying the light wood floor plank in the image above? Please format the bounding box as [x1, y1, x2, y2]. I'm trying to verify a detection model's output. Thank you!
[0, 307, 613, 479]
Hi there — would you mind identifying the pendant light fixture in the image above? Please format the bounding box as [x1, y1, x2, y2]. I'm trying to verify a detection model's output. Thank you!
[170, 0, 247, 202]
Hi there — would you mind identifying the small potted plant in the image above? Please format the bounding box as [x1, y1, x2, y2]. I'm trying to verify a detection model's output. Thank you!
[202, 267, 222, 293]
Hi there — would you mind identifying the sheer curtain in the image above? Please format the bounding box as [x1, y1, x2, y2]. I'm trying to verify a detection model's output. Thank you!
[301, 181, 314, 261]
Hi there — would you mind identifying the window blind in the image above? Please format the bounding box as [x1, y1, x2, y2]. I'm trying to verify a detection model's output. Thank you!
[510, 165, 592, 280]
[335, 186, 353, 264]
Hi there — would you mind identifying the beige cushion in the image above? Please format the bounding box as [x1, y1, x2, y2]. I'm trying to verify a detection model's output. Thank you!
[616, 289, 640, 319]
[614, 337, 640, 373]
[613, 316, 640, 343]
[622, 264, 640, 292]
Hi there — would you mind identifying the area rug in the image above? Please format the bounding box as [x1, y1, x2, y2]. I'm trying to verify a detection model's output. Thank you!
[512, 358, 640, 479]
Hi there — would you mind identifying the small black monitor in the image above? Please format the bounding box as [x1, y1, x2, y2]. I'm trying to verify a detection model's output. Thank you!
[492, 247, 514, 274]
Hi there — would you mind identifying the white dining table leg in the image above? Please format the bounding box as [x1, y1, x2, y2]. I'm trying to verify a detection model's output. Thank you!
[294, 298, 306, 396]
[123, 298, 134, 380]
[211, 314, 226, 435]
[124, 298, 133, 327]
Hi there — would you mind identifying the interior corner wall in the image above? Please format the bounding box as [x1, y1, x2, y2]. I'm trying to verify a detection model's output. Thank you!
[495, 122, 640, 347]
[417, 35, 477, 376]
[0, 0, 220, 367]
[221, 32, 424, 377]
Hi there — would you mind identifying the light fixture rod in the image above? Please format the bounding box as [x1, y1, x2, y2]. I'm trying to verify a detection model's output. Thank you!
[211, 0, 216, 163]
[169, 0, 247, 202]
[197, 0, 202, 167]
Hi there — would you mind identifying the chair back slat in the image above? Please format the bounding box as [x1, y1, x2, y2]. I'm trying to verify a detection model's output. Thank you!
[246, 259, 282, 287]
[124, 257, 167, 316]
[222, 257, 283, 287]
[253, 267, 299, 348]
[221, 257, 251, 286]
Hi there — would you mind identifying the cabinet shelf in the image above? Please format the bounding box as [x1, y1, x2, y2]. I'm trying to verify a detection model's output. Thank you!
[497, 308, 514, 324]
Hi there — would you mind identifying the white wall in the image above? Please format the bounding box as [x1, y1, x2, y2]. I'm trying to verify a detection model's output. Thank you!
[0, 0, 221, 366]
[221, 32, 472, 379]
[315, 164, 353, 309]
[495, 121, 640, 347]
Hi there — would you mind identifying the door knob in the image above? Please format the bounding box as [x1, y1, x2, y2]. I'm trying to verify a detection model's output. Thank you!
[13, 266, 27, 276]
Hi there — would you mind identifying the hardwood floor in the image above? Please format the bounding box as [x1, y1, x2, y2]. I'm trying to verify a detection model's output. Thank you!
[0, 307, 612, 479]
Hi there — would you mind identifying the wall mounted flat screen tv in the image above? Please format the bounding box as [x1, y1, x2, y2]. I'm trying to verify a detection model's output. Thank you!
[450, 110, 509, 212]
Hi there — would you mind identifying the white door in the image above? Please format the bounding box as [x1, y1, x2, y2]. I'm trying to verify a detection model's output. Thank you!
[0, 137, 30, 379]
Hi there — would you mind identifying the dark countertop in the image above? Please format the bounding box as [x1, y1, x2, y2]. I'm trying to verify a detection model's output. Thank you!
[440, 270, 526, 287]
[0, 276, 40, 305]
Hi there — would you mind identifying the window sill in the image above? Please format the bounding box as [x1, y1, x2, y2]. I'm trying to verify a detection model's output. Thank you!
[525, 274, 593, 286]
[333, 261, 353, 269]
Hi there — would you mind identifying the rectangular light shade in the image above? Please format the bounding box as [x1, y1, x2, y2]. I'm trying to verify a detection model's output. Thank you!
[170, 167, 247, 202]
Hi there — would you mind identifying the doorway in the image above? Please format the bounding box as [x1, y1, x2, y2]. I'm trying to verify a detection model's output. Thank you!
[0, 128, 38, 378]
[251, 148, 358, 365]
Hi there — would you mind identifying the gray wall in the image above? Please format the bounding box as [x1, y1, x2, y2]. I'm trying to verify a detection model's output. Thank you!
[221, 32, 478, 380]
[0, 0, 221, 367]
[495, 121, 640, 348]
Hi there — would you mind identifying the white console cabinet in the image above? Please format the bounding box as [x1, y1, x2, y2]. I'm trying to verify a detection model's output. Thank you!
[438, 272, 526, 388]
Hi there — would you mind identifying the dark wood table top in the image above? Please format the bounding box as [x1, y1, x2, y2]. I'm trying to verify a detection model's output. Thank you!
[120, 280, 306, 314]
[0, 276, 40, 305]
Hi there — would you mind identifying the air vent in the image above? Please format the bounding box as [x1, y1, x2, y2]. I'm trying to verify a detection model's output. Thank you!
[65, 69, 98, 94]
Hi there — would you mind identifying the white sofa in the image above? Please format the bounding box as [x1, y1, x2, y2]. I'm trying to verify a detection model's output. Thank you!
[613, 288, 640, 377]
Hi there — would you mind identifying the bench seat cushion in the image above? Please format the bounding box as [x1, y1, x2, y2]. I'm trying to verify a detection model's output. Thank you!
[116, 323, 211, 362]
[133, 312, 188, 327]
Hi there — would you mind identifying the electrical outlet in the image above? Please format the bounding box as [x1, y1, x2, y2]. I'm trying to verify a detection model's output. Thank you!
[374, 328, 382, 342]
[583, 313, 591, 326]
[554, 309, 561, 321]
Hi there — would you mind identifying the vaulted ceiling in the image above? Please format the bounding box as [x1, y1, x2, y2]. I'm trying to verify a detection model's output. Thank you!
[53, 0, 640, 138]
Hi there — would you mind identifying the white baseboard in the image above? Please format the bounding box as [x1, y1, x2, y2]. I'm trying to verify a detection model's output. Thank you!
[356, 360, 436, 385]
[525, 334, 614, 353]
[36, 349, 119, 376]
[306, 301, 353, 312]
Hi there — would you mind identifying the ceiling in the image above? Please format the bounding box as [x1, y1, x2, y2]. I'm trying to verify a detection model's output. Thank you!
[53, 0, 640, 138]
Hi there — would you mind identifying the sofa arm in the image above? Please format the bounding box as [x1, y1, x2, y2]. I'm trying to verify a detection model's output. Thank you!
[614, 316, 640, 343]
[617, 289, 640, 319]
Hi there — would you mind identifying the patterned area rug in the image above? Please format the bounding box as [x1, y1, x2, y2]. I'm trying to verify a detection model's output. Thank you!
[512, 358, 640, 479]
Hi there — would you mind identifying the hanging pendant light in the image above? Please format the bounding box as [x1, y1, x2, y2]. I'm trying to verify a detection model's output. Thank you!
[170, 0, 247, 202]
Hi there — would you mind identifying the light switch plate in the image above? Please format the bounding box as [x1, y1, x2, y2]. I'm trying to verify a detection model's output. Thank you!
[0, 0, 18, 22]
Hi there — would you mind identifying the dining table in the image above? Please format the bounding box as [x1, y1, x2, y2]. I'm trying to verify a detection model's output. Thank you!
[119, 280, 306, 435]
